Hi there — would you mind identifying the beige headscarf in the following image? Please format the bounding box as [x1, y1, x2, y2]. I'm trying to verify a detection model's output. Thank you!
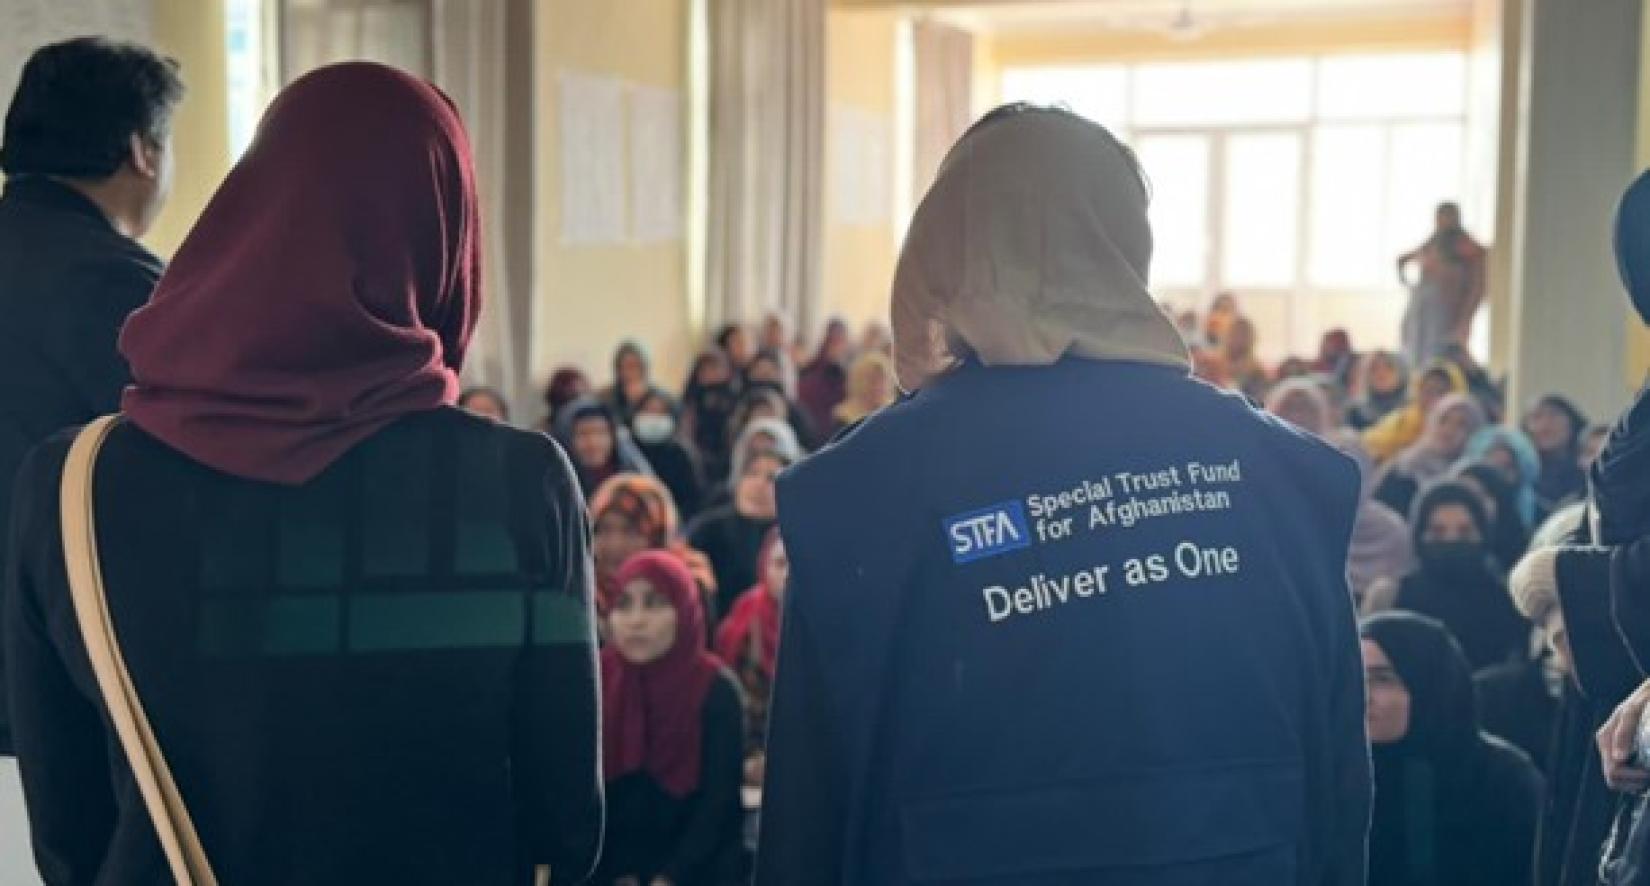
[891, 106, 1190, 391]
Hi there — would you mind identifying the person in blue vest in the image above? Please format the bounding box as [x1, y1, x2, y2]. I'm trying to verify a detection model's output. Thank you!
[755, 104, 1371, 886]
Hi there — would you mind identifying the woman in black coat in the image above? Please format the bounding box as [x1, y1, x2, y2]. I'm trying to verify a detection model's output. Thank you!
[1361, 611, 1543, 886]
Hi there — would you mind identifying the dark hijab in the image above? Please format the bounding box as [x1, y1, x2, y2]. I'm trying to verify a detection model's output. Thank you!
[555, 397, 651, 497]
[1594, 169, 1650, 544]
[1361, 611, 1542, 886]
[1454, 462, 1530, 570]
[1526, 394, 1590, 513]
[121, 63, 479, 484]
[1396, 482, 1528, 671]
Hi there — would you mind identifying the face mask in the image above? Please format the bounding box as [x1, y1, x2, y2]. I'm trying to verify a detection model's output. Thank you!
[1420, 541, 1487, 577]
[632, 414, 675, 444]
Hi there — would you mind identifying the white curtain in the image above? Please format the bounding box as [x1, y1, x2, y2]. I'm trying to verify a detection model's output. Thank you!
[278, 0, 532, 416]
[911, 18, 973, 201]
[705, 0, 826, 336]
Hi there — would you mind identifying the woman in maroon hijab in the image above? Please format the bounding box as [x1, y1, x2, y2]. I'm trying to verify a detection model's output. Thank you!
[4, 63, 602, 884]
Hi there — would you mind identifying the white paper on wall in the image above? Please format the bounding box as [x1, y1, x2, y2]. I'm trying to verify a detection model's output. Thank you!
[0, 0, 152, 112]
[628, 85, 683, 243]
[558, 69, 628, 246]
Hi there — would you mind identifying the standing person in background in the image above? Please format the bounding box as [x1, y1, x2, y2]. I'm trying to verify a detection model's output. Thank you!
[686, 419, 797, 617]
[5, 63, 603, 884]
[0, 38, 184, 764]
[1347, 352, 1411, 431]
[1372, 393, 1487, 519]
[556, 397, 652, 498]
[716, 323, 753, 372]
[603, 340, 667, 427]
[859, 320, 892, 358]
[1523, 394, 1591, 518]
[543, 367, 593, 432]
[830, 352, 897, 437]
[1360, 612, 1542, 886]
[597, 552, 747, 886]
[681, 350, 741, 485]
[1382, 482, 1526, 670]
[630, 389, 705, 522]
[759, 313, 791, 362]
[459, 386, 510, 424]
[714, 528, 788, 788]
[1397, 202, 1487, 367]
[759, 105, 1370, 886]
[797, 319, 851, 436]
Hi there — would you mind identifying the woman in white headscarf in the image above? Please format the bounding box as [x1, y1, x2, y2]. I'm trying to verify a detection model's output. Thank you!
[758, 104, 1368, 886]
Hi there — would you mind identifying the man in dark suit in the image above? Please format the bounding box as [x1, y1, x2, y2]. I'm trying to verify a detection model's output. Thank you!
[0, 37, 185, 756]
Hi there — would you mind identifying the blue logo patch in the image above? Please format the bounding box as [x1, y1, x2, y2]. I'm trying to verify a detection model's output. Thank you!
[944, 501, 1032, 564]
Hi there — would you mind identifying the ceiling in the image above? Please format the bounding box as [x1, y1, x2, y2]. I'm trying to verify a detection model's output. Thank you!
[835, 0, 1472, 34]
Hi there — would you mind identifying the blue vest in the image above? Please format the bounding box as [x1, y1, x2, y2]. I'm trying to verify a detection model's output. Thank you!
[757, 359, 1371, 886]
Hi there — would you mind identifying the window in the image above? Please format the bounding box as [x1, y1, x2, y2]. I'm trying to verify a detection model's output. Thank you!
[1000, 51, 1473, 356]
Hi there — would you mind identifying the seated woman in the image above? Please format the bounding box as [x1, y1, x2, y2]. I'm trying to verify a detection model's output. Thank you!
[1217, 316, 1271, 401]
[714, 528, 787, 788]
[603, 340, 670, 428]
[1347, 351, 1410, 431]
[1380, 481, 1528, 670]
[556, 396, 652, 498]
[1459, 426, 1540, 530]
[1522, 394, 1591, 519]
[598, 552, 746, 886]
[686, 420, 799, 617]
[1373, 393, 1486, 519]
[1453, 461, 1532, 571]
[3, 63, 601, 883]
[743, 349, 815, 449]
[542, 367, 592, 432]
[831, 352, 897, 438]
[591, 474, 718, 625]
[1361, 611, 1543, 886]
[1265, 377, 1333, 437]
[680, 350, 741, 485]
[1328, 433, 1415, 605]
[629, 390, 706, 522]
[1363, 361, 1467, 464]
[797, 319, 851, 435]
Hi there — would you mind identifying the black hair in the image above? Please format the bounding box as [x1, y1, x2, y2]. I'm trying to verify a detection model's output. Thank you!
[1, 37, 185, 179]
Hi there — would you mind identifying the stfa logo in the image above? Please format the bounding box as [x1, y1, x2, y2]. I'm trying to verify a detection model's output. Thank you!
[944, 501, 1032, 565]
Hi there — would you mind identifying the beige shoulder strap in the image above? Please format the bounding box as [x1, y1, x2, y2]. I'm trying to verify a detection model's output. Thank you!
[61, 415, 218, 886]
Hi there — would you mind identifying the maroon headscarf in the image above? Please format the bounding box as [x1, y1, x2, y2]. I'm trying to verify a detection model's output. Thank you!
[120, 62, 481, 484]
[601, 551, 722, 797]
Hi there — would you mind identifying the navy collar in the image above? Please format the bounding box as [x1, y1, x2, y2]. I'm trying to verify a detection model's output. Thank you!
[2, 174, 118, 232]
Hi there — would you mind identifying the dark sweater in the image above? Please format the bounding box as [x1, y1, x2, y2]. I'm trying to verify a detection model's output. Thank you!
[0, 177, 161, 753]
[684, 506, 774, 619]
[4, 409, 603, 884]
[594, 672, 747, 886]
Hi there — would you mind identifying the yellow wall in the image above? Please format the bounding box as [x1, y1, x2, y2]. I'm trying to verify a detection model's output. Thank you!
[534, 0, 690, 388]
[144, 0, 231, 259]
[990, 12, 1471, 66]
[824, 8, 901, 331]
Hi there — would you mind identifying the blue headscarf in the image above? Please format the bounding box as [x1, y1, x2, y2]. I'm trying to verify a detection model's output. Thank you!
[1457, 426, 1540, 529]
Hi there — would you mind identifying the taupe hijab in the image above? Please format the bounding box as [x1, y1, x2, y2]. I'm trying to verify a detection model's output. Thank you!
[891, 105, 1189, 391]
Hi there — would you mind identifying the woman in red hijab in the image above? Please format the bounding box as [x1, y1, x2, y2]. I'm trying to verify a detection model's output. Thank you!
[599, 551, 748, 886]
[714, 528, 788, 787]
[4, 63, 602, 884]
